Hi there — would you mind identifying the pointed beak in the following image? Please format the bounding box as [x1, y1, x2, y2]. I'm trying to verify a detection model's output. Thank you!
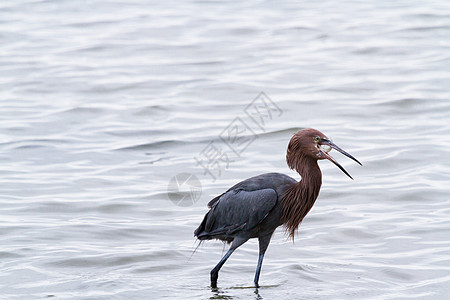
[319, 139, 362, 180]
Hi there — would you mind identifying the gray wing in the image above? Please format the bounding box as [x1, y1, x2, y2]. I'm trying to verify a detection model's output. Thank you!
[195, 188, 277, 239]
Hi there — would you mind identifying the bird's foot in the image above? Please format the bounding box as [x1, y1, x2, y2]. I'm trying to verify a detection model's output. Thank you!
[210, 270, 218, 288]
[210, 281, 217, 289]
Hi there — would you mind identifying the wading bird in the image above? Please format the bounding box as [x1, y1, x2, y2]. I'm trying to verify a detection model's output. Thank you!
[194, 128, 361, 288]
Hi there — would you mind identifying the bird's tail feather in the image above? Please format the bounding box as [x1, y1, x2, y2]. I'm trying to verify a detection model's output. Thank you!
[195, 223, 246, 240]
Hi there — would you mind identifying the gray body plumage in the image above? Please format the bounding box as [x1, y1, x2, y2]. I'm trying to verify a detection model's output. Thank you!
[194, 172, 296, 243]
[194, 172, 296, 288]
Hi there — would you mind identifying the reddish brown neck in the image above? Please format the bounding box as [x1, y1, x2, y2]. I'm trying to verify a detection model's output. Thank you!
[281, 155, 322, 239]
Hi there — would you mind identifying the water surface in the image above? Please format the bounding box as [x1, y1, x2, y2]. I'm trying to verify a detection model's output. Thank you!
[1, 1, 450, 299]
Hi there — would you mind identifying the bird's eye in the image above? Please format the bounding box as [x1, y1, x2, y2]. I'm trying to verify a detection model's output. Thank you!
[314, 136, 320, 142]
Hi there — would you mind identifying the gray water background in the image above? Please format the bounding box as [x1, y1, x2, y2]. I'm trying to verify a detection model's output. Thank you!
[1, 1, 450, 299]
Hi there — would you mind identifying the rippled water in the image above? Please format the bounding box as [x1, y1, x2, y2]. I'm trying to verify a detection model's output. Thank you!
[1, 1, 450, 299]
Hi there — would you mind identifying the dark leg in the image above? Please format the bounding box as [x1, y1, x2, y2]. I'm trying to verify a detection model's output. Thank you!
[210, 237, 247, 288]
[254, 234, 272, 287]
[254, 254, 264, 287]
[210, 248, 233, 288]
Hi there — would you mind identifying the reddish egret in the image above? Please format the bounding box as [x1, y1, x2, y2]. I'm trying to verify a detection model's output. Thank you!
[194, 128, 361, 288]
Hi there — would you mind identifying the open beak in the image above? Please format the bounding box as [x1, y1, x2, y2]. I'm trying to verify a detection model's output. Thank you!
[319, 139, 362, 180]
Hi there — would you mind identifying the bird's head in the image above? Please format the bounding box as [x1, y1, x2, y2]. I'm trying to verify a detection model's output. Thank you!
[286, 128, 362, 179]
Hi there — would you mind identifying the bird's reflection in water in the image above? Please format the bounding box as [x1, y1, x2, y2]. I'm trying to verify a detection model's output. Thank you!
[210, 286, 265, 300]
[209, 287, 233, 299]
[254, 288, 262, 300]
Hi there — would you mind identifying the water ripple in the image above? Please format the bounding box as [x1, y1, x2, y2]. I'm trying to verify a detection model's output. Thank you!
[1, 0, 450, 299]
